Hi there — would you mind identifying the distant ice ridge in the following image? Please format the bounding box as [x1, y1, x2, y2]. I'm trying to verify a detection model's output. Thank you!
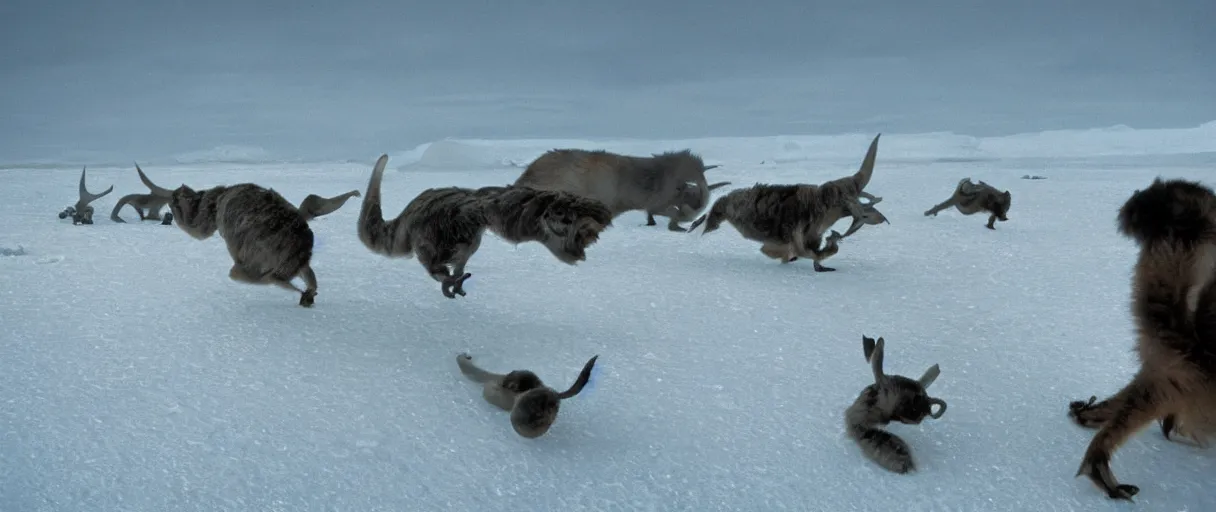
[394, 120, 1216, 171]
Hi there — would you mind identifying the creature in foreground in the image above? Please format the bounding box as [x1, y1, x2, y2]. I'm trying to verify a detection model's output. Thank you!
[457, 352, 598, 438]
[847, 335, 947, 474]
[644, 180, 732, 230]
[687, 134, 887, 271]
[923, 178, 1012, 229]
[1067, 177, 1216, 501]
[110, 163, 174, 225]
[298, 189, 361, 221]
[154, 176, 319, 307]
[514, 147, 721, 231]
[357, 154, 613, 299]
[59, 166, 114, 225]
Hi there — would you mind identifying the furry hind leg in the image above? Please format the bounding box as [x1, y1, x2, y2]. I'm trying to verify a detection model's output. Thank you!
[1075, 376, 1165, 501]
[924, 197, 957, 217]
[229, 264, 306, 294]
[296, 264, 318, 307]
[442, 240, 480, 298]
[416, 244, 473, 299]
[760, 242, 796, 263]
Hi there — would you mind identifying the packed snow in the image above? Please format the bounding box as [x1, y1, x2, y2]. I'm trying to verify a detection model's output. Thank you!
[2, 125, 1215, 511]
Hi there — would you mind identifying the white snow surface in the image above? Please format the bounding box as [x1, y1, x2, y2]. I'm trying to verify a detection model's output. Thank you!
[2, 125, 1216, 511]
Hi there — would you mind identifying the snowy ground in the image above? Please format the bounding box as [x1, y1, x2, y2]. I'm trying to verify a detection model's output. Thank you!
[2, 127, 1216, 511]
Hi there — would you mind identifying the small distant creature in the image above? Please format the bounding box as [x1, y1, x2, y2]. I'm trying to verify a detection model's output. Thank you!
[357, 154, 613, 299]
[456, 352, 598, 438]
[514, 147, 723, 231]
[297, 189, 361, 221]
[111, 163, 174, 224]
[59, 166, 114, 225]
[688, 134, 887, 270]
[846, 335, 947, 474]
[1067, 177, 1216, 501]
[923, 178, 1012, 230]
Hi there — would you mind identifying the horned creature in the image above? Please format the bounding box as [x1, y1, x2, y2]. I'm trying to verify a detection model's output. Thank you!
[513, 147, 722, 232]
[298, 189, 361, 221]
[358, 154, 613, 299]
[687, 134, 888, 271]
[59, 166, 114, 225]
[645, 180, 732, 229]
[144, 169, 319, 307]
[110, 163, 174, 225]
[457, 353, 598, 438]
[923, 178, 1012, 229]
[847, 335, 947, 474]
[1067, 177, 1216, 501]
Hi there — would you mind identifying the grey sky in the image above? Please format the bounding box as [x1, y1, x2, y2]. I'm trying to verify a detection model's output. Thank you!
[1, 0, 1213, 163]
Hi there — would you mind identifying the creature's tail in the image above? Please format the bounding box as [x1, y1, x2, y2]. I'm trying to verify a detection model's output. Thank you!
[357, 154, 394, 255]
[849, 424, 915, 473]
[456, 353, 498, 383]
[689, 198, 729, 234]
[557, 355, 599, 399]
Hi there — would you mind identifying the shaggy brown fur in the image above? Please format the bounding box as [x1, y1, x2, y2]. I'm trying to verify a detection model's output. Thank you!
[457, 353, 598, 438]
[111, 163, 173, 224]
[924, 178, 1012, 229]
[153, 176, 319, 307]
[686, 135, 886, 271]
[645, 181, 731, 228]
[847, 336, 947, 474]
[514, 148, 720, 231]
[1067, 177, 1216, 501]
[59, 166, 114, 225]
[357, 154, 613, 298]
[298, 189, 361, 221]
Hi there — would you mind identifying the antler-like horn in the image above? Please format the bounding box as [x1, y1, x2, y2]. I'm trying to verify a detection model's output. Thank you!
[76, 165, 114, 209]
[852, 133, 880, 190]
[557, 355, 599, 399]
[918, 364, 941, 389]
[135, 162, 174, 198]
[703, 164, 720, 171]
[707, 181, 731, 191]
[927, 397, 947, 419]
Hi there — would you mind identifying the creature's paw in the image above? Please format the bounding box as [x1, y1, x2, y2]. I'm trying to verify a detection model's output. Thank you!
[1076, 453, 1138, 501]
[442, 273, 472, 298]
[299, 289, 317, 307]
[667, 224, 688, 232]
[924, 210, 935, 217]
[1068, 396, 1105, 428]
[986, 224, 996, 230]
[813, 262, 836, 272]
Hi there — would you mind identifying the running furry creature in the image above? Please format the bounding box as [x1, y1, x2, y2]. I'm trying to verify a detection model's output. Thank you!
[687, 134, 887, 271]
[59, 166, 114, 225]
[110, 163, 174, 225]
[298, 189, 361, 221]
[923, 178, 1012, 230]
[847, 335, 947, 474]
[148, 173, 319, 307]
[1067, 177, 1216, 501]
[514, 147, 722, 232]
[456, 353, 598, 438]
[357, 154, 613, 299]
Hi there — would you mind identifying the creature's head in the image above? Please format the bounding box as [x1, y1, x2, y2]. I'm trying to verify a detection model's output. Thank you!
[861, 335, 946, 425]
[652, 150, 719, 209]
[506, 355, 598, 439]
[539, 193, 614, 264]
[992, 190, 1012, 221]
[1118, 177, 1216, 246]
[160, 184, 214, 239]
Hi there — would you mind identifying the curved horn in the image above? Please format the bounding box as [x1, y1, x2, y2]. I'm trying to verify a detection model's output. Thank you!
[557, 355, 599, 399]
[135, 162, 174, 197]
[927, 397, 947, 419]
[703, 164, 720, 171]
[707, 181, 731, 191]
[77, 165, 114, 208]
[852, 133, 880, 190]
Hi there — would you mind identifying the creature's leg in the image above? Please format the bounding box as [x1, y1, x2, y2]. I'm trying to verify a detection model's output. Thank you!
[415, 245, 460, 298]
[924, 197, 957, 217]
[1074, 376, 1165, 501]
[1069, 393, 1125, 429]
[645, 213, 657, 226]
[146, 204, 163, 221]
[986, 214, 997, 230]
[760, 242, 796, 263]
[135, 206, 146, 220]
[796, 234, 840, 272]
[1160, 414, 1210, 448]
[295, 264, 318, 307]
[442, 241, 480, 298]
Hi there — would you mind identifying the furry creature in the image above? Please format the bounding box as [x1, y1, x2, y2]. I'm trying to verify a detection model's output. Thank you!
[110, 163, 173, 224]
[457, 353, 598, 438]
[847, 335, 947, 474]
[357, 154, 613, 298]
[1067, 177, 1216, 501]
[687, 134, 886, 271]
[298, 189, 361, 221]
[514, 148, 721, 232]
[59, 166, 114, 225]
[645, 181, 732, 229]
[152, 176, 319, 307]
[923, 178, 1012, 229]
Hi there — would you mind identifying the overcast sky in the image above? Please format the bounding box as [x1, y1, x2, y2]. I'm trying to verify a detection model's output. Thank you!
[1, 0, 1213, 162]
